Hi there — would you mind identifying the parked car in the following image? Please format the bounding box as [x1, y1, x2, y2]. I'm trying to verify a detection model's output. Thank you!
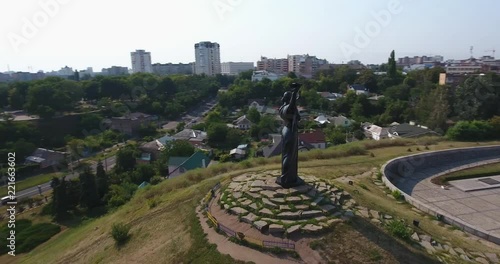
[1, 196, 16, 205]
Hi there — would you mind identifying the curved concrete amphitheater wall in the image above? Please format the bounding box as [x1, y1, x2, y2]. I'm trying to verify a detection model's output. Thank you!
[382, 145, 500, 245]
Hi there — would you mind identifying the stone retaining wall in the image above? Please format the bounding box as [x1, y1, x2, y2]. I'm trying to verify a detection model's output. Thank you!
[381, 145, 500, 245]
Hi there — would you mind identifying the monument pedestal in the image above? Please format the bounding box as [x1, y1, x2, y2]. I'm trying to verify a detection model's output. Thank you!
[275, 176, 305, 189]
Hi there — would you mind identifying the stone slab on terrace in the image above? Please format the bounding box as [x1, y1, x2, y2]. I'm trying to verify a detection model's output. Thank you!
[450, 175, 500, 192]
[383, 145, 500, 245]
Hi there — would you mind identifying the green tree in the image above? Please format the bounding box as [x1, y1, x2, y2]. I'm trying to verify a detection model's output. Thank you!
[132, 164, 156, 184]
[453, 76, 497, 120]
[115, 146, 139, 173]
[387, 50, 397, 78]
[8, 82, 30, 109]
[167, 140, 195, 157]
[247, 107, 261, 123]
[205, 111, 223, 123]
[446, 120, 494, 141]
[426, 86, 451, 131]
[80, 113, 103, 132]
[79, 166, 100, 209]
[355, 69, 379, 93]
[96, 161, 109, 199]
[0, 85, 9, 107]
[176, 122, 185, 133]
[287, 72, 298, 79]
[51, 177, 69, 220]
[226, 129, 243, 148]
[207, 123, 229, 148]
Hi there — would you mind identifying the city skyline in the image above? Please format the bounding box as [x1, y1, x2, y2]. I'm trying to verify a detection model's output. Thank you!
[1, 0, 499, 73]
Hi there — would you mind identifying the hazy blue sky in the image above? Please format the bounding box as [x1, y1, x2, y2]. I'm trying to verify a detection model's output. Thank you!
[1, 0, 499, 72]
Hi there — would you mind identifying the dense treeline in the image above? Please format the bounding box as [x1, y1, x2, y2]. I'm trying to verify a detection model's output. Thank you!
[0, 73, 235, 159]
[1, 73, 234, 120]
[219, 52, 500, 135]
[49, 140, 198, 219]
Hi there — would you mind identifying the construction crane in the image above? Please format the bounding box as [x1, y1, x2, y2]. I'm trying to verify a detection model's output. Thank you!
[485, 49, 496, 58]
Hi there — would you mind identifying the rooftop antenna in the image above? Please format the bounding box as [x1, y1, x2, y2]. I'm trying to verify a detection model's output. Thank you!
[485, 49, 496, 58]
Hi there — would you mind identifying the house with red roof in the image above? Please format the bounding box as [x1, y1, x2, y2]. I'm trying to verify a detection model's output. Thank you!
[299, 130, 327, 149]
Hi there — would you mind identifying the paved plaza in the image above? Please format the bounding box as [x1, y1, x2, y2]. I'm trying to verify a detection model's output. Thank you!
[410, 174, 500, 239]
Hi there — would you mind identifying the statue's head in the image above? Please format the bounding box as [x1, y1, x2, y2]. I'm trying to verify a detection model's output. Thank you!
[282, 91, 292, 104]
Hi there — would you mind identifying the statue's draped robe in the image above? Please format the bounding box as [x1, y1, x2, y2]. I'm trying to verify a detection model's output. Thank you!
[277, 99, 300, 186]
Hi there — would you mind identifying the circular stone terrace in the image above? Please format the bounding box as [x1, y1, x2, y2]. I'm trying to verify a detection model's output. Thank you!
[212, 171, 357, 238]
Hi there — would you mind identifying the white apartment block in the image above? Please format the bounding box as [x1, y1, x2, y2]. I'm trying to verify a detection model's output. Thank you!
[221, 62, 254, 75]
[131, 49, 153, 73]
[194, 41, 221, 76]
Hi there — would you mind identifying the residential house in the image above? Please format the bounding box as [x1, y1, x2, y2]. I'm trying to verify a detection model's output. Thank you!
[363, 124, 389, 141]
[298, 107, 309, 118]
[167, 151, 211, 179]
[234, 115, 253, 130]
[237, 144, 248, 150]
[258, 133, 315, 158]
[368, 95, 384, 101]
[331, 115, 352, 127]
[388, 123, 439, 139]
[25, 148, 67, 169]
[136, 153, 151, 164]
[317, 92, 343, 101]
[106, 112, 156, 136]
[229, 148, 246, 160]
[249, 101, 277, 115]
[314, 115, 331, 125]
[139, 135, 176, 160]
[259, 134, 282, 158]
[173, 129, 207, 144]
[247, 99, 265, 106]
[299, 130, 327, 149]
[348, 84, 369, 95]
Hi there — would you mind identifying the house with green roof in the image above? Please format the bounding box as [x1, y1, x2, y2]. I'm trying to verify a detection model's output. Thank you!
[167, 151, 211, 179]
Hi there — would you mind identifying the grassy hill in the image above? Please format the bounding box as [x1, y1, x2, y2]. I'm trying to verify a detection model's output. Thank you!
[6, 138, 500, 264]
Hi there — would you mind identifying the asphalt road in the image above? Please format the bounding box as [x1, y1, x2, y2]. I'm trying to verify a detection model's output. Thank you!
[3, 155, 116, 203]
[3, 98, 217, 203]
[184, 98, 217, 128]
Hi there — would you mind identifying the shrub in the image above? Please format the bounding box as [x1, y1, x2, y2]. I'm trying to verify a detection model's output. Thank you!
[150, 175, 164, 185]
[446, 120, 495, 141]
[391, 190, 404, 201]
[40, 202, 53, 216]
[386, 220, 411, 240]
[147, 198, 160, 209]
[0, 221, 60, 254]
[359, 183, 368, 190]
[16, 223, 61, 253]
[111, 222, 131, 245]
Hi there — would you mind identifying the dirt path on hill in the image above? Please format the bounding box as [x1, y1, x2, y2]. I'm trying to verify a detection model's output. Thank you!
[196, 206, 301, 264]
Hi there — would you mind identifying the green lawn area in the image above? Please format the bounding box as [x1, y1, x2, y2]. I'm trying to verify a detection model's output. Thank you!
[86, 148, 118, 162]
[0, 172, 64, 197]
[11, 139, 500, 264]
[432, 161, 500, 185]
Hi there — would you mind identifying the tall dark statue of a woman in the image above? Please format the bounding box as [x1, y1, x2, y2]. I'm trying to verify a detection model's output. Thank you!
[276, 83, 304, 188]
